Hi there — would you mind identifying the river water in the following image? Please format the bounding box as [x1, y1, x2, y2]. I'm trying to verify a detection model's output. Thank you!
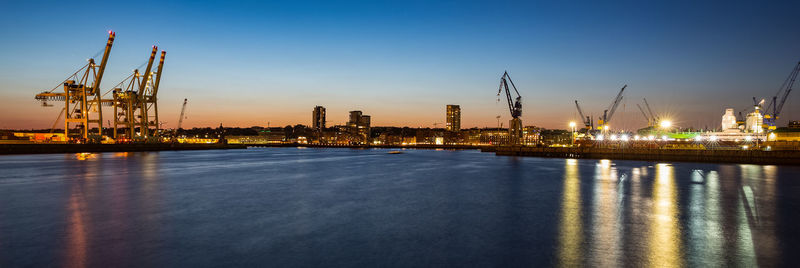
[0, 148, 798, 267]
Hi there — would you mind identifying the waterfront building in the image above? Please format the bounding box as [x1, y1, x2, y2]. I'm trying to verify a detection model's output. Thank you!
[347, 111, 371, 144]
[446, 105, 461, 132]
[312, 106, 326, 131]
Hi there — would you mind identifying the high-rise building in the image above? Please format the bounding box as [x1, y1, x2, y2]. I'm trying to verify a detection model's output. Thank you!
[446, 105, 461, 132]
[312, 106, 326, 130]
[348, 110, 371, 143]
[348, 111, 363, 128]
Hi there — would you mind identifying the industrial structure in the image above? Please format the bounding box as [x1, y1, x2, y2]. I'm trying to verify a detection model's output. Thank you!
[111, 46, 166, 140]
[574, 100, 593, 131]
[597, 85, 626, 131]
[32, 32, 167, 143]
[497, 71, 523, 144]
[35, 31, 116, 141]
[177, 98, 188, 130]
[761, 60, 798, 130]
[446, 105, 461, 132]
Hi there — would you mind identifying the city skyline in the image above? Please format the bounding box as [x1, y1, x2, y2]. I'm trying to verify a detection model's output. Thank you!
[2, 1, 800, 130]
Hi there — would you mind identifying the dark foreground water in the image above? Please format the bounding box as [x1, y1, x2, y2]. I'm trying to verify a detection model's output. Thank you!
[0, 148, 798, 267]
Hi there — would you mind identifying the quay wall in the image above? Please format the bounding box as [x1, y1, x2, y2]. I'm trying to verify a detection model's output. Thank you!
[0, 143, 246, 155]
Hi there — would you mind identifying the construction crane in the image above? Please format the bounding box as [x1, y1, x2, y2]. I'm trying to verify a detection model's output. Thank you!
[497, 71, 523, 144]
[763, 60, 799, 130]
[598, 85, 626, 131]
[177, 98, 188, 130]
[636, 103, 651, 127]
[642, 98, 659, 127]
[574, 100, 592, 130]
[34, 31, 115, 142]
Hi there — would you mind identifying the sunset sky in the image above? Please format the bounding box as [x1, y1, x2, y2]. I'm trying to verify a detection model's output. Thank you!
[1, 1, 799, 130]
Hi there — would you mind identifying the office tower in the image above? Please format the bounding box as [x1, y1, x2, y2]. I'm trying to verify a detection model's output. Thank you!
[446, 105, 461, 132]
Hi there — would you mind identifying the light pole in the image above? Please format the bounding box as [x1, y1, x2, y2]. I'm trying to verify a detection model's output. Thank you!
[569, 121, 576, 146]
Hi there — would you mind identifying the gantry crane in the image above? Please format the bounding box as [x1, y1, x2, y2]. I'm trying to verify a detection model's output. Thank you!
[34, 31, 115, 142]
[141, 50, 166, 137]
[763, 60, 799, 130]
[598, 85, 626, 131]
[497, 71, 523, 144]
[110, 46, 166, 140]
[574, 100, 593, 130]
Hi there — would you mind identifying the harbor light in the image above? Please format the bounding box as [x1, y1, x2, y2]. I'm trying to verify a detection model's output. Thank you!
[621, 134, 629, 141]
[745, 136, 753, 142]
[610, 134, 618, 141]
[569, 121, 576, 128]
[709, 135, 719, 142]
[596, 135, 604, 141]
[647, 135, 655, 140]
[660, 120, 672, 129]
[695, 136, 703, 142]
[661, 135, 668, 141]
[634, 135, 640, 140]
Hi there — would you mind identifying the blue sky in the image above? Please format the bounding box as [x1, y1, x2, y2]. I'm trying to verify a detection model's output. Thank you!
[1, 0, 799, 129]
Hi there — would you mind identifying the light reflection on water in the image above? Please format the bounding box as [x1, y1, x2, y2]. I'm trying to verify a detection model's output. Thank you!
[0, 148, 797, 267]
[556, 158, 787, 267]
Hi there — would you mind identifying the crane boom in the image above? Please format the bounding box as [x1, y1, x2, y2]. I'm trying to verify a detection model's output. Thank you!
[497, 71, 522, 119]
[138, 46, 158, 95]
[772, 61, 799, 120]
[637, 103, 650, 124]
[602, 85, 626, 127]
[575, 100, 591, 128]
[177, 98, 188, 130]
[643, 97, 657, 122]
[152, 51, 166, 97]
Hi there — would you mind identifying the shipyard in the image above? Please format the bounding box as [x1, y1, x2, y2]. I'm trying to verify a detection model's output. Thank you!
[3, 1, 800, 267]
[2, 32, 799, 165]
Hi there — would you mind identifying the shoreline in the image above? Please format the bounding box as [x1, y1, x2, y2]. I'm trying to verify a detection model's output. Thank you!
[0, 143, 246, 155]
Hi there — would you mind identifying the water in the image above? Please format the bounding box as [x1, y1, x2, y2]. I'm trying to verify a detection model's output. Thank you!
[0, 148, 798, 267]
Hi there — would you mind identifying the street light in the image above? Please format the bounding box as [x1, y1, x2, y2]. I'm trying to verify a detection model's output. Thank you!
[660, 120, 672, 129]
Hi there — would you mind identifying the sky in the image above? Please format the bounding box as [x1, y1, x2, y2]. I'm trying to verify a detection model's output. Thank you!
[1, 0, 799, 130]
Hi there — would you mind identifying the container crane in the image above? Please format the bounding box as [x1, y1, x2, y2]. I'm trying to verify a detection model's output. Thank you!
[763, 60, 799, 130]
[34, 31, 115, 142]
[497, 71, 523, 144]
[598, 85, 626, 131]
[574, 100, 592, 130]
